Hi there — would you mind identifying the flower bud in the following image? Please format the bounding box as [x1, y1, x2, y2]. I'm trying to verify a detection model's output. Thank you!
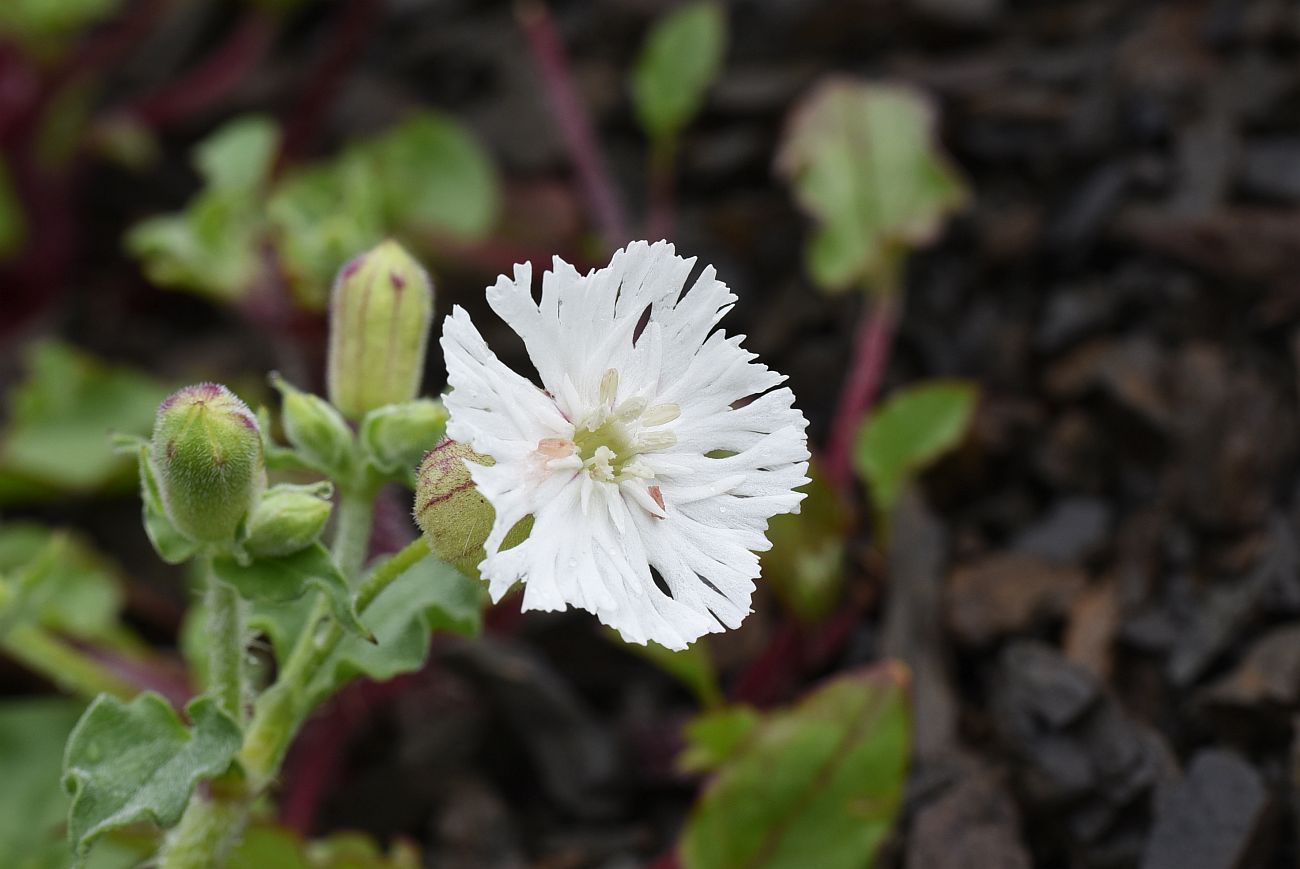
[150, 383, 264, 545]
[361, 399, 448, 474]
[242, 482, 333, 558]
[271, 374, 354, 475]
[327, 239, 434, 420]
[414, 439, 530, 579]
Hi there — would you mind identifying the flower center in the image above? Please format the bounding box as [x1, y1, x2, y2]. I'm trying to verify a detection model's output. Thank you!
[540, 368, 680, 484]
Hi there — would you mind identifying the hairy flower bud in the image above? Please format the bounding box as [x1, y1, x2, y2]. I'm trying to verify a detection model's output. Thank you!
[150, 383, 264, 545]
[327, 239, 434, 420]
[414, 439, 529, 579]
[242, 482, 333, 558]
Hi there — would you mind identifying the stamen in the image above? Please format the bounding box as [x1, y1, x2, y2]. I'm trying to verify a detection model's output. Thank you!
[642, 403, 680, 426]
[600, 368, 619, 407]
[614, 396, 647, 422]
[637, 431, 677, 451]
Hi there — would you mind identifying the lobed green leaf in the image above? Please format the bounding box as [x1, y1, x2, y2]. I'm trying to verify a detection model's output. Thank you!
[212, 543, 369, 640]
[249, 554, 483, 708]
[62, 693, 242, 862]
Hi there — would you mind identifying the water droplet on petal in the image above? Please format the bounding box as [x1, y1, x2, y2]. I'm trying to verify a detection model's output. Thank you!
[568, 558, 578, 568]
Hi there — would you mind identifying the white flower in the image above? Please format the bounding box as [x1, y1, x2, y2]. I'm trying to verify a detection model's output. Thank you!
[441, 240, 810, 650]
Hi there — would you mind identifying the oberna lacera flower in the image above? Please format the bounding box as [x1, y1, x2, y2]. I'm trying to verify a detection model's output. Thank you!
[441, 241, 810, 649]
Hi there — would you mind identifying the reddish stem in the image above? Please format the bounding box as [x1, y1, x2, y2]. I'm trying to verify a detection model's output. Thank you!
[278, 0, 385, 167]
[645, 141, 676, 242]
[516, 0, 630, 249]
[823, 294, 899, 495]
[122, 10, 278, 129]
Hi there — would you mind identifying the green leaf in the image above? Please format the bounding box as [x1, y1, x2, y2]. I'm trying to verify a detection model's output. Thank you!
[230, 823, 421, 868]
[631, 2, 727, 142]
[776, 79, 968, 294]
[212, 543, 369, 641]
[268, 153, 388, 310]
[681, 664, 911, 869]
[363, 112, 500, 240]
[62, 693, 242, 861]
[126, 117, 280, 302]
[0, 341, 171, 503]
[618, 632, 723, 709]
[0, 523, 125, 641]
[853, 379, 978, 519]
[0, 156, 25, 261]
[762, 461, 851, 623]
[679, 705, 761, 773]
[249, 555, 483, 707]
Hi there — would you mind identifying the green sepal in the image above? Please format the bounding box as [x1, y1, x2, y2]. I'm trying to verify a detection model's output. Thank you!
[269, 374, 355, 478]
[62, 693, 242, 864]
[135, 445, 199, 565]
[211, 543, 370, 642]
[359, 399, 448, 479]
[254, 407, 319, 475]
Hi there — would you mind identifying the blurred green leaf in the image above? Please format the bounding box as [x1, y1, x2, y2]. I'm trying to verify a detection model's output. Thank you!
[0, 523, 124, 641]
[762, 461, 851, 623]
[129, 110, 498, 310]
[364, 112, 500, 240]
[63, 693, 241, 861]
[0, 341, 170, 504]
[0, 698, 141, 869]
[0, 0, 121, 55]
[681, 664, 911, 869]
[268, 153, 387, 309]
[249, 554, 483, 707]
[853, 379, 978, 519]
[679, 705, 760, 773]
[776, 79, 967, 294]
[0, 157, 25, 261]
[631, 2, 727, 143]
[230, 824, 421, 869]
[213, 543, 369, 641]
[126, 116, 280, 302]
[619, 633, 723, 709]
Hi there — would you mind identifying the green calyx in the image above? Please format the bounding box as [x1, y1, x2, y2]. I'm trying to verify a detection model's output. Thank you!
[150, 384, 264, 545]
[413, 438, 530, 579]
[327, 239, 434, 420]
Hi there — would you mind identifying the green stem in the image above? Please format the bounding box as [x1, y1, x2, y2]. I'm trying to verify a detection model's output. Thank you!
[239, 537, 430, 784]
[0, 624, 136, 701]
[332, 489, 376, 583]
[204, 559, 245, 725]
[157, 776, 250, 869]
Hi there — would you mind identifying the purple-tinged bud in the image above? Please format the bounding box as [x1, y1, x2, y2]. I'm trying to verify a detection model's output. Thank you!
[150, 384, 264, 545]
[414, 439, 530, 579]
[327, 240, 434, 420]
